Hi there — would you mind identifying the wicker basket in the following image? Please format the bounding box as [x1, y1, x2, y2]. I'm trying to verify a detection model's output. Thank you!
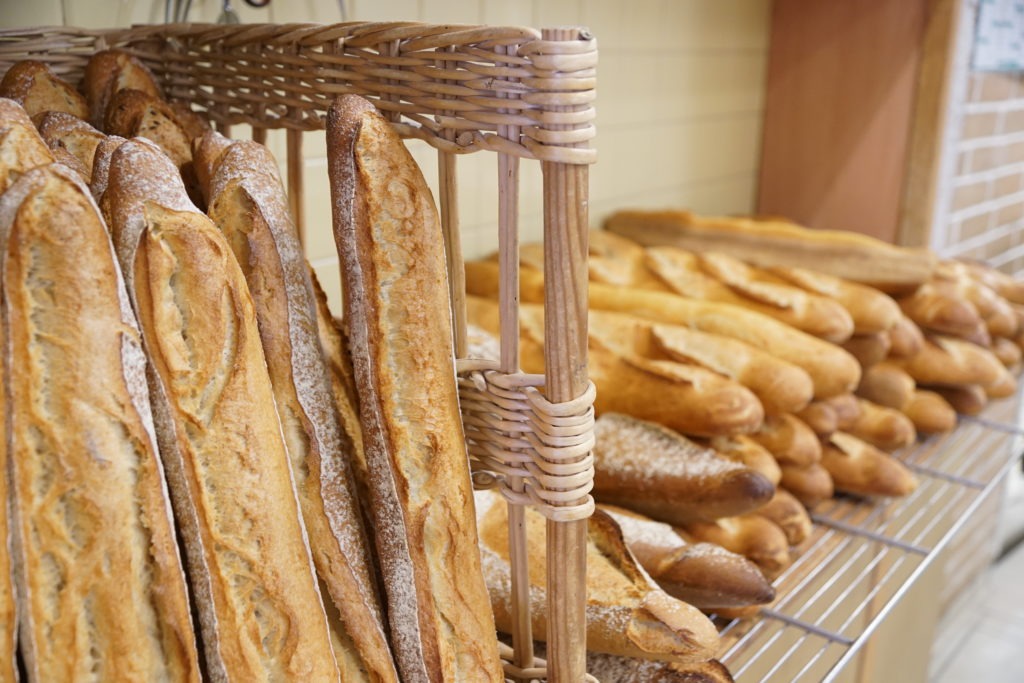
[0, 21, 597, 682]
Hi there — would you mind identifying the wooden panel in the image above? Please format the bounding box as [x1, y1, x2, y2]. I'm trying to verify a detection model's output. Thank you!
[758, 0, 927, 242]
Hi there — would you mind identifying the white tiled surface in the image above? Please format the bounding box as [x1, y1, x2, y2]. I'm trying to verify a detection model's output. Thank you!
[0, 0, 772, 314]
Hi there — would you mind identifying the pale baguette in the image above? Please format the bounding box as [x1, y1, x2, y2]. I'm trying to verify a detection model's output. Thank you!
[103, 139, 339, 680]
[1, 163, 200, 681]
[327, 95, 501, 681]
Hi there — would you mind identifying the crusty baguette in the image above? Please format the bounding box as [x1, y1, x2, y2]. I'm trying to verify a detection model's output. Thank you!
[962, 260, 1024, 305]
[748, 414, 822, 467]
[476, 492, 721, 663]
[327, 95, 502, 682]
[465, 259, 861, 399]
[754, 488, 812, 546]
[779, 462, 834, 507]
[82, 49, 163, 128]
[601, 505, 775, 610]
[0, 163, 200, 682]
[207, 139, 397, 682]
[585, 653, 735, 683]
[902, 390, 957, 434]
[794, 402, 838, 437]
[856, 362, 916, 410]
[168, 100, 212, 140]
[991, 336, 1023, 368]
[679, 515, 792, 579]
[984, 367, 1017, 398]
[934, 261, 1019, 338]
[88, 133, 126, 200]
[846, 399, 917, 451]
[822, 433, 918, 498]
[592, 413, 775, 525]
[822, 393, 864, 431]
[769, 266, 902, 335]
[0, 60, 88, 119]
[517, 229, 671, 291]
[887, 313, 926, 358]
[898, 282, 989, 345]
[841, 331, 892, 368]
[32, 110, 105, 180]
[891, 335, 1006, 387]
[604, 209, 936, 290]
[0, 98, 55, 192]
[192, 129, 234, 205]
[704, 435, 782, 485]
[926, 383, 988, 416]
[103, 139, 339, 680]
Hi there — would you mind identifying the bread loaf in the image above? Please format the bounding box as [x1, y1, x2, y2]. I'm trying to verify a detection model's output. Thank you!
[0, 163, 201, 681]
[103, 139, 339, 680]
[585, 653, 735, 683]
[902, 390, 957, 434]
[991, 336, 1023, 369]
[604, 209, 936, 290]
[87, 134, 126, 200]
[679, 515, 792, 579]
[476, 492, 721, 663]
[0, 98, 54, 192]
[898, 282, 989, 345]
[856, 362, 916, 410]
[755, 488, 812, 545]
[82, 49, 163, 128]
[769, 266, 902, 335]
[601, 505, 776, 610]
[33, 111, 105, 180]
[984, 368, 1017, 398]
[779, 463, 834, 506]
[887, 314, 926, 358]
[748, 414, 822, 467]
[0, 60, 88, 119]
[327, 95, 502, 681]
[794, 402, 838, 437]
[847, 399, 917, 451]
[892, 335, 1006, 387]
[192, 129, 233, 205]
[206, 139, 397, 682]
[822, 393, 863, 431]
[822, 433, 918, 498]
[927, 383, 988, 415]
[841, 332, 892, 368]
[704, 435, 782, 485]
[592, 413, 775, 525]
[934, 261, 1019, 338]
[962, 260, 1024, 305]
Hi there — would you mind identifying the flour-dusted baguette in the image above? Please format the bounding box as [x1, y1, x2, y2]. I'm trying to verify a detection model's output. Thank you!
[748, 414, 822, 467]
[679, 515, 792, 579]
[585, 653, 736, 683]
[0, 60, 88, 119]
[465, 260, 861, 399]
[207, 139, 397, 682]
[592, 414, 775, 525]
[103, 139, 339, 681]
[902, 390, 957, 434]
[82, 49, 163, 128]
[601, 505, 775, 610]
[33, 111, 105, 180]
[476, 491, 721, 663]
[856, 362, 916, 410]
[822, 433, 918, 498]
[0, 163, 201, 682]
[88, 134, 127, 200]
[847, 399, 917, 451]
[327, 95, 502, 682]
[769, 266, 902, 335]
[0, 98, 54, 192]
[704, 435, 782, 485]
[754, 488, 812, 546]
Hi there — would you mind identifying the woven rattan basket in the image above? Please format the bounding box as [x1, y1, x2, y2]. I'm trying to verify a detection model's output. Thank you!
[0, 21, 597, 682]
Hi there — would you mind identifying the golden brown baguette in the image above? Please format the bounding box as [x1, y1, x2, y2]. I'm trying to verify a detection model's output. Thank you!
[822, 393, 864, 431]
[822, 433, 918, 498]
[902, 390, 957, 434]
[465, 260, 861, 399]
[679, 515, 792, 579]
[847, 399, 917, 451]
[0, 163, 201, 682]
[962, 260, 1024, 305]
[327, 95, 501, 681]
[927, 383, 988, 415]
[644, 246, 855, 342]
[103, 139, 339, 680]
[601, 505, 775, 610]
[82, 48, 163, 128]
[992, 336, 1023, 368]
[856, 362, 916, 410]
[476, 492, 721, 663]
[0, 60, 88, 119]
[592, 413, 775, 525]
[892, 335, 1006, 387]
[898, 282, 989, 345]
[779, 462, 835, 507]
[207, 139, 396, 682]
[168, 99, 212, 140]
[748, 414, 822, 467]
[33, 110, 105, 180]
[605, 209, 936, 290]
[705, 435, 782, 485]
[887, 313, 926, 358]
[935, 261, 1019, 338]
[984, 368, 1017, 398]
[754, 488, 812, 546]
[0, 98, 55, 192]
[841, 331, 892, 368]
[794, 402, 838, 437]
[769, 266, 902, 335]
[585, 653, 736, 683]
[521, 229, 671, 291]
[0, 211, 9, 683]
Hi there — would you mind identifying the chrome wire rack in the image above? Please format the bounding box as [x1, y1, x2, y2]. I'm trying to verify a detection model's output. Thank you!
[716, 392, 1024, 682]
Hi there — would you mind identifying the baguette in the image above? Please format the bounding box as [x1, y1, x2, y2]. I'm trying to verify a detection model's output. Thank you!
[82, 49, 163, 128]
[984, 368, 1017, 399]
[847, 399, 917, 451]
[33, 111, 105, 180]
[748, 414, 822, 467]
[192, 129, 234, 205]
[898, 282, 989, 345]
[605, 209, 936, 290]
[465, 260, 861, 399]
[892, 335, 1006, 387]
[902, 390, 957, 434]
[0, 163, 200, 681]
[991, 336, 1023, 369]
[601, 505, 776, 610]
[0, 60, 88, 119]
[585, 653, 735, 683]
[592, 413, 775, 525]
[926, 383, 988, 416]
[794, 402, 838, 437]
[769, 266, 902, 335]
[87, 134, 127, 200]
[841, 331, 892, 368]
[327, 95, 502, 681]
[755, 488, 812, 546]
[476, 492, 721, 663]
[822, 393, 863, 431]
[207, 139, 397, 682]
[887, 313, 926, 358]
[103, 139, 339, 680]
[0, 98, 54, 192]
[935, 261, 1019, 338]
[679, 515, 792, 579]
[779, 463, 835, 507]
[856, 362, 916, 410]
[704, 435, 782, 485]
[822, 433, 918, 498]
[962, 260, 1024, 305]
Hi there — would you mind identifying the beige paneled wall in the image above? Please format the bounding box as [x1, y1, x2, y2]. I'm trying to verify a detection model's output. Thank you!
[1, 0, 771, 311]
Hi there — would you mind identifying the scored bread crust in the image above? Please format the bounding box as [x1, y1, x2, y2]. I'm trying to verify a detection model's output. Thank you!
[101, 140, 339, 681]
[327, 95, 502, 682]
[82, 49, 163, 128]
[0, 60, 88, 120]
[0, 163, 200, 682]
[33, 111, 105, 180]
[1, 98, 55, 193]
[206, 139, 397, 682]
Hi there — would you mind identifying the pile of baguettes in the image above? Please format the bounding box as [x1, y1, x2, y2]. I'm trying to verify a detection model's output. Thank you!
[0, 54, 779, 683]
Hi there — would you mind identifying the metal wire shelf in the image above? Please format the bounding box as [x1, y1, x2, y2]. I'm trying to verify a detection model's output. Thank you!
[715, 392, 1024, 682]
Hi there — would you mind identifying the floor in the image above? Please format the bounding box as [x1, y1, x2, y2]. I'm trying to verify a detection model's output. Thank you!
[931, 532, 1024, 683]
